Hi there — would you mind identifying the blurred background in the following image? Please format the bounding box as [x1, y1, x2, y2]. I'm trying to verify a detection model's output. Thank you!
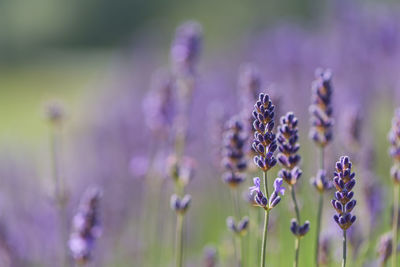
[0, 0, 400, 266]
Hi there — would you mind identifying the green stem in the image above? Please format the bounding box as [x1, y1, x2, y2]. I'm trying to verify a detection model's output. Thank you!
[315, 147, 325, 267]
[175, 213, 184, 267]
[392, 184, 399, 267]
[260, 171, 269, 267]
[290, 186, 301, 267]
[342, 230, 347, 267]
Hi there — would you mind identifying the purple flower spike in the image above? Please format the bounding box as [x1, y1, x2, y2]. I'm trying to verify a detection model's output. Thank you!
[309, 69, 334, 147]
[311, 169, 332, 193]
[252, 93, 277, 172]
[332, 156, 357, 230]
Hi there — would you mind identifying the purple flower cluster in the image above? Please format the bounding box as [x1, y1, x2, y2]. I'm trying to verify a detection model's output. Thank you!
[239, 63, 261, 105]
[252, 93, 277, 171]
[226, 216, 250, 235]
[277, 112, 302, 185]
[170, 194, 192, 214]
[69, 187, 102, 264]
[331, 156, 357, 230]
[309, 69, 334, 147]
[222, 117, 247, 187]
[311, 170, 332, 193]
[290, 219, 310, 237]
[250, 177, 285, 210]
[170, 21, 203, 76]
[168, 155, 196, 188]
[389, 108, 400, 183]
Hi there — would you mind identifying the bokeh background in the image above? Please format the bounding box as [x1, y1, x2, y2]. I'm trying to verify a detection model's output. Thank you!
[0, 0, 400, 266]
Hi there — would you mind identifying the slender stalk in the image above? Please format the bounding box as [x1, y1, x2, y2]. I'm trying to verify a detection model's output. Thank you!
[175, 213, 184, 267]
[315, 147, 325, 267]
[290, 186, 301, 267]
[342, 230, 347, 267]
[50, 125, 68, 267]
[392, 184, 399, 267]
[260, 170, 270, 267]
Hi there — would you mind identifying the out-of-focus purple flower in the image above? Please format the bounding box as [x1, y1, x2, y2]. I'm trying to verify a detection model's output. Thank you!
[362, 170, 384, 229]
[318, 235, 332, 265]
[249, 177, 261, 194]
[340, 106, 362, 150]
[377, 233, 392, 265]
[226, 216, 249, 236]
[309, 68, 334, 147]
[277, 112, 302, 185]
[143, 71, 176, 137]
[203, 245, 218, 267]
[170, 21, 203, 76]
[252, 93, 277, 172]
[332, 156, 357, 230]
[69, 187, 102, 264]
[239, 63, 261, 104]
[221, 117, 247, 187]
[167, 155, 196, 188]
[311, 169, 332, 193]
[45, 101, 66, 125]
[389, 108, 400, 183]
[170, 194, 192, 214]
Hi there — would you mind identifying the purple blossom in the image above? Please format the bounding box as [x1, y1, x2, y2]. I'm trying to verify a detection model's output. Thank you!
[273, 178, 285, 196]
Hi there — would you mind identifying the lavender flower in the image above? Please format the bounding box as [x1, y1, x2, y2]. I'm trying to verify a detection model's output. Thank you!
[277, 112, 302, 185]
[311, 169, 332, 193]
[309, 69, 334, 147]
[239, 63, 261, 105]
[332, 156, 357, 230]
[221, 117, 247, 187]
[170, 21, 203, 76]
[170, 194, 192, 214]
[290, 219, 310, 237]
[252, 93, 278, 171]
[250, 177, 284, 210]
[143, 71, 176, 136]
[45, 101, 66, 125]
[226, 216, 250, 236]
[69, 187, 102, 264]
[168, 155, 196, 188]
[377, 233, 392, 265]
[203, 245, 218, 267]
[340, 106, 362, 150]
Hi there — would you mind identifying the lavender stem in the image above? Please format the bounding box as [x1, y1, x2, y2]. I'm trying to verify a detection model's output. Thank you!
[315, 146, 325, 267]
[175, 213, 184, 267]
[290, 186, 301, 267]
[392, 184, 399, 267]
[261, 170, 269, 267]
[342, 230, 347, 267]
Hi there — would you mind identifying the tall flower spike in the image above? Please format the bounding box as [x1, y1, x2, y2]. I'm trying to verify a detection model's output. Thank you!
[332, 156, 357, 230]
[69, 187, 102, 264]
[252, 93, 277, 171]
[309, 69, 334, 147]
[277, 112, 302, 185]
[170, 21, 203, 76]
[221, 117, 247, 187]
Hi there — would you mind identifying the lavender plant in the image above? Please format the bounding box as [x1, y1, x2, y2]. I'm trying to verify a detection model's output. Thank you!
[309, 68, 334, 266]
[388, 108, 400, 267]
[69, 187, 102, 266]
[277, 112, 309, 267]
[331, 156, 357, 267]
[249, 93, 284, 267]
[45, 101, 69, 266]
[222, 116, 249, 266]
[377, 233, 393, 267]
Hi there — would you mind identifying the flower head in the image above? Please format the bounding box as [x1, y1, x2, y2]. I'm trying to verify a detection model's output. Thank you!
[249, 177, 284, 210]
[226, 216, 250, 236]
[69, 187, 102, 264]
[389, 108, 400, 183]
[277, 112, 302, 185]
[171, 21, 203, 76]
[332, 156, 357, 230]
[252, 93, 277, 172]
[311, 169, 332, 193]
[273, 178, 285, 196]
[309, 68, 334, 147]
[221, 117, 247, 187]
[170, 194, 192, 214]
